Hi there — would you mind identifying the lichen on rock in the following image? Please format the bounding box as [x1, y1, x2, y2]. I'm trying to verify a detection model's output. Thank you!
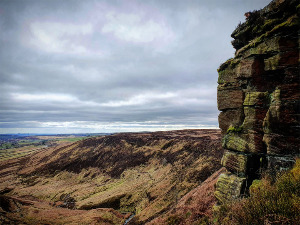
[214, 172, 246, 204]
[215, 0, 300, 205]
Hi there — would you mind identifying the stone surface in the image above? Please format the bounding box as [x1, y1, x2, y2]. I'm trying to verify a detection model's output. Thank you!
[217, 88, 244, 111]
[221, 150, 261, 178]
[217, 62, 238, 84]
[237, 36, 281, 58]
[214, 172, 246, 204]
[263, 133, 300, 155]
[243, 107, 268, 131]
[218, 109, 244, 135]
[216, 0, 299, 205]
[243, 92, 268, 107]
[221, 150, 248, 176]
[236, 57, 264, 78]
[267, 155, 296, 173]
[223, 130, 265, 154]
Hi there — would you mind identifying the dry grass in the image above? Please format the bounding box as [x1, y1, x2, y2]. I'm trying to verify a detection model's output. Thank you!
[0, 129, 223, 224]
[0, 195, 128, 225]
[147, 167, 226, 225]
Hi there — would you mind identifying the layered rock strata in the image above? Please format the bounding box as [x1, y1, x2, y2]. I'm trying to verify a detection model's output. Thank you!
[215, 0, 300, 204]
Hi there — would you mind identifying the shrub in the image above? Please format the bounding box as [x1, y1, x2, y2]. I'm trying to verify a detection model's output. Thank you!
[214, 158, 300, 225]
[166, 215, 182, 225]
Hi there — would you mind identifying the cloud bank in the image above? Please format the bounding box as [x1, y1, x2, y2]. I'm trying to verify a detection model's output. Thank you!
[0, 0, 271, 133]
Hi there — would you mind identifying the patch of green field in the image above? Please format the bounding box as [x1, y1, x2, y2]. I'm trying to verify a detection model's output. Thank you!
[0, 145, 44, 162]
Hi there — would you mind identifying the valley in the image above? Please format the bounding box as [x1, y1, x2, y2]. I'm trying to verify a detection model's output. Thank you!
[0, 129, 223, 224]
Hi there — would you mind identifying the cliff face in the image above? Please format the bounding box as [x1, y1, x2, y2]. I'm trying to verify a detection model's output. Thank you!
[215, 0, 299, 204]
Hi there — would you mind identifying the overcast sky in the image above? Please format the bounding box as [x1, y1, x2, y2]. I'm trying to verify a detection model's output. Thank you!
[0, 0, 271, 134]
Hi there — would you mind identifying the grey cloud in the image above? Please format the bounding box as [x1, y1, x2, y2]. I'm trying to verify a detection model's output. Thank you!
[0, 0, 271, 133]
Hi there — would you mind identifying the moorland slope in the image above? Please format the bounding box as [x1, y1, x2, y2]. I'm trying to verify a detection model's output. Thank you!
[0, 129, 223, 224]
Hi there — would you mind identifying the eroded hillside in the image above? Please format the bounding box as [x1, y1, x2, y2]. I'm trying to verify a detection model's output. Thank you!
[0, 129, 223, 224]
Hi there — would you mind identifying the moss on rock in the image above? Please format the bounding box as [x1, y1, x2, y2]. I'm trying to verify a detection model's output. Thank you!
[221, 150, 248, 176]
[215, 172, 246, 204]
[243, 92, 268, 106]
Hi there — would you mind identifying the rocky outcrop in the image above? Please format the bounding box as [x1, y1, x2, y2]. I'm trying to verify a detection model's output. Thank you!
[215, 0, 299, 204]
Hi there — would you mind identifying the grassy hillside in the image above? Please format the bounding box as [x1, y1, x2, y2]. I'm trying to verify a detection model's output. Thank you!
[0, 129, 223, 224]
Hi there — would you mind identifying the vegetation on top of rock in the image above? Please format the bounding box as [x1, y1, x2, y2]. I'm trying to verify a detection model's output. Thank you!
[217, 58, 233, 72]
[231, 0, 299, 51]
